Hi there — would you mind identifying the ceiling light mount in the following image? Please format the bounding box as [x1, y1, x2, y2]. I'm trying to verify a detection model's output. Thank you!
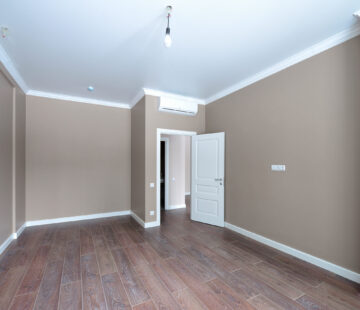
[164, 6, 173, 48]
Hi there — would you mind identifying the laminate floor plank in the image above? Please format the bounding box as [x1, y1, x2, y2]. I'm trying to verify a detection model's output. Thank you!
[111, 248, 150, 306]
[81, 253, 107, 310]
[59, 281, 82, 310]
[62, 240, 81, 284]
[172, 288, 207, 310]
[233, 269, 306, 310]
[80, 228, 95, 256]
[9, 292, 37, 310]
[0, 266, 26, 310]
[101, 272, 131, 310]
[33, 260, 63, 310]
[135, 263, 181, 309]
[132, 300, 157, 310]
[93, 235, 117, 276]
[17, 245, 50, 295]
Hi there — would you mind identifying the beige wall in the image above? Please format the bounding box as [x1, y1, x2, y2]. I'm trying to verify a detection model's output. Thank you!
[14, 88, 26, 230]
[185, 136, 191, 194]
[26, 96, 131, 221]
[131, 97, 146, 220]
[145, 95, 205, 222]
[162, 135, 187, 207]
[0, 70, 14, 244]
[206, 36, 360, 273]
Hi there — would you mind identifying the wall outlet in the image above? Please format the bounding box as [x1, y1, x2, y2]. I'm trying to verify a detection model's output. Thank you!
[149, 211, 155, 216]
[149, 182, 155, 188]
[271, 165, 286, 172]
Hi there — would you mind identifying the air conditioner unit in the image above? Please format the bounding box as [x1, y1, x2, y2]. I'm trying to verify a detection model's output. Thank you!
[158, 96, 198, 115]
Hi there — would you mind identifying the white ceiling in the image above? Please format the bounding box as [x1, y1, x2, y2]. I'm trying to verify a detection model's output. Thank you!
[1, 0, 359, 106]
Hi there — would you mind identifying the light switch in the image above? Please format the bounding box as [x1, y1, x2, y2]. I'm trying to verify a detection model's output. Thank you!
[150, 182, 155, 188]
[271, 165, 286, 171]
[172, 177, 175, 182]
[150, 211, 155, 216]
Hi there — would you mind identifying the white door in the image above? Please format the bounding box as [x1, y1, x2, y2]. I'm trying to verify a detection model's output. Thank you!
[191, 132, 225, 227]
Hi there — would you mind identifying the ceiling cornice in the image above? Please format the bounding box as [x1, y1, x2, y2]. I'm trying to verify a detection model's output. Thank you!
[143, 88, 206, 105]
[2, 22, 360, 109]
[27, 90, 131, 109]
[0, 44, 28, 93]
[205, 23, 360, 104]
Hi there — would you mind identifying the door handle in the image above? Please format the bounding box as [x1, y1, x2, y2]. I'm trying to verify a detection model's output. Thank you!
[214, 178, 223, 181]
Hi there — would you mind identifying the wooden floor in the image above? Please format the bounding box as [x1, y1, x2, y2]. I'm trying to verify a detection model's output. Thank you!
[1, 197, 359, 310]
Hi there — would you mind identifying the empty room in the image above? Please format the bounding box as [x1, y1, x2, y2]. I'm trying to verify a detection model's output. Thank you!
[1, 1, 360, 309]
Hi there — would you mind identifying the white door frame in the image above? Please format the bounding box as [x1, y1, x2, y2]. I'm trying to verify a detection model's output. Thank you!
[156, 128, 197, 226]
[160, 137, 169, 211]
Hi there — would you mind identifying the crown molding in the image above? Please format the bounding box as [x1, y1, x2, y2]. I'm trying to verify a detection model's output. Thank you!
[143, 88, 206, 105]
[27, 90, 131, 109]
[205, 24, 360, 104]
[0, 44, 29, 93]
[130, 89, 145, 108]
[2, 23, 360, 108]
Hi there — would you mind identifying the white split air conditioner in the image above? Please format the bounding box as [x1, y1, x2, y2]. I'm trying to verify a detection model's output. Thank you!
[158, 96, 198, 115]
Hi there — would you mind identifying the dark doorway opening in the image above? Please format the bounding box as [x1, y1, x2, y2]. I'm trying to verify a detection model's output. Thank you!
[160, 141, 165, 210]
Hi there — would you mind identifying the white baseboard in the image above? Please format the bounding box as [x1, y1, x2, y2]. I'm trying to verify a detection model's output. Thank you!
[26, 210, 131, 227]
[225, 222, 360, 284]
[0, 222, 27, 256]
[130, 211, 159, 228]
[13, 223, 26, 239]
[0, 234, 14, 256]
[185, 192, 191, 196]
[165, 204, 186, 210]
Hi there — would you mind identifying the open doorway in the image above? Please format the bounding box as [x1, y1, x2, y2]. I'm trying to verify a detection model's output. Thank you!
[160, 135, 191, 213]
[156, 129, 196, 225]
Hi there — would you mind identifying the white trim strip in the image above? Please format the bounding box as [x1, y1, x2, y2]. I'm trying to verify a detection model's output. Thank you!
[144, 88, 206, 105]
[165, 204, 186, 210]
[26, 210, 131, 227]
[0, 44, 29, 93]
[185, 192, 191, 196]
[130, 89, 145, 108]
[206, 24, 360, 104]
[225, 222, 360, 284]
[0, 235, 15, 256]
[13, 223, 26, 239]
[27, 90, 131, 109]
[130, 211, 145, 227]
[130, 211, 158, 228]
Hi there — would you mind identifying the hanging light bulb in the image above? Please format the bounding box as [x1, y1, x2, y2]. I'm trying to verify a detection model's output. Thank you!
[164, 6, 172, 47]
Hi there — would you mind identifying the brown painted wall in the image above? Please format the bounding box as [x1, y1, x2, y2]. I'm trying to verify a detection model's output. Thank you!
[206, 36, 360, 273]
[26, 96, 131, 221]
[0, 70, 14, 244]
[131, 97, 146, 220]
[14, 88, 26, 230]
[145, 95, 205, 222]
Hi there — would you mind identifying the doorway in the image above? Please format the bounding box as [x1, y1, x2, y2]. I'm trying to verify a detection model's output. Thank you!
[156, 129, 196, 225]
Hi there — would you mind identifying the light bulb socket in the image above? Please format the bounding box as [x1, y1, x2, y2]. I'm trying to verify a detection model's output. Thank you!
[166, 27, 170, 35]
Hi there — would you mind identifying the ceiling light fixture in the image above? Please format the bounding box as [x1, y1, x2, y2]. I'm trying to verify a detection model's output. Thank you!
[354, 10, 360, 18]
[164, 6, 172, 48]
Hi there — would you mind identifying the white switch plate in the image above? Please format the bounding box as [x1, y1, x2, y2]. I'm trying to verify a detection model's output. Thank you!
[150, 211, 155, 216]
[150, 182, 155, 188]
[271, 165, 286, 171]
